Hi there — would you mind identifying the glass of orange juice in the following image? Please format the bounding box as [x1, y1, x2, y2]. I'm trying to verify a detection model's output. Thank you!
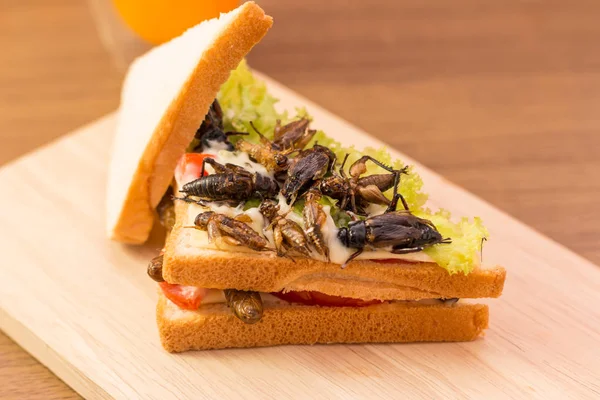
[87, 0, 239, 69]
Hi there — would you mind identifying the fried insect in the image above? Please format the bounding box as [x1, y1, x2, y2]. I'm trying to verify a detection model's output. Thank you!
[232, 119, 316, 173]
[156, 187, 176, 231]
[177, 158, 278, 206]
[320, 154, 408, 215]
[337, 190, 450, 265]
[230, 122, 292, 172]
[224, 289, 263, 324]
[281, 144, 336, 205]
[259, 200, 312, 258]
[147, 254, 165, 282]
[272, 118, 315, 151]
[192, 99, 237, 152]
[302, 188, 330, 261]
[191, 211, 273, 252]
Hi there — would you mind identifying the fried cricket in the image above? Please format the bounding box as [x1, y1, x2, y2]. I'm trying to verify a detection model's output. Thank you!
[224, 289, 264, 324]
[192, 99, 237, 152]
[259, 200, 312, 258]
[177, 158, 278, 206]
[147, 254, 165, 282]
[191, 211, 273, 252]
[320, 154, 408, 215]
[271, 118, 315, 151]
[338, 191, 450, 265]
[302, 188, 330, 261]
[156, 187, 176, 231]
[281, 144, 336, 205]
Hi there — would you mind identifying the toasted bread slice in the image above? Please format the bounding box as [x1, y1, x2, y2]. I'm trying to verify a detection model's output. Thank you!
[163, 203, 505, 301]
[106, 2, 272, 244]
[157, 294, 489, 352]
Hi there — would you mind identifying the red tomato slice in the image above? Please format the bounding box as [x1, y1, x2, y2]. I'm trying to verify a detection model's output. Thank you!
[272, 291, 382, 307]
[271, 291, 313, 304]
[159, 282, 208, 310]
[174, 153, 212, 186]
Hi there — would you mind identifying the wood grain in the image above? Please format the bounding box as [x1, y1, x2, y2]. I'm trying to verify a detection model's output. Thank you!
[1, 0, 599, 398]
[0, 333, 80, 400]
[1, 82, 600, 398]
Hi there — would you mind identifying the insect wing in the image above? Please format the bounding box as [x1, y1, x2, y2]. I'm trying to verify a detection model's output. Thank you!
[217, 216, 267, 251]
[294, 129, 317, 151]
[357, 173, 396, 192]
[222, 174, 253, 199]
[273, 118, 310, 149]
[356, 184, 391, 205]
[367, 213, 425, 248]
[296, 152, 330, 181]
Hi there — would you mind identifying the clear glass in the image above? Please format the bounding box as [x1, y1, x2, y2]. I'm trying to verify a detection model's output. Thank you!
[87, 0, 152, 71]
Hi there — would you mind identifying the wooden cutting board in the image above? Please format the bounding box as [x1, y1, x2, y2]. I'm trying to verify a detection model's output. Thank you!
[1, 74, 599, 399]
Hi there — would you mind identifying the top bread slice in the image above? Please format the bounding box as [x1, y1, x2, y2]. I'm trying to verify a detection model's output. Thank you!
[106, 2, 272, 244]
[163, 202, 506, 301]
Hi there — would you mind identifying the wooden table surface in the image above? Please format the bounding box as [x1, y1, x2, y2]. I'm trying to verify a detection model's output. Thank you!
[1, 0, 598, 398]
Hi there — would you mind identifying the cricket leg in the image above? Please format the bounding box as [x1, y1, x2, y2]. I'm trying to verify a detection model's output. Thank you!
[341, 248, 363, 269]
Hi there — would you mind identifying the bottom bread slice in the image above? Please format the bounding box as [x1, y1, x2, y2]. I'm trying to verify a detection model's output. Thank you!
[157, 294, 489, 352]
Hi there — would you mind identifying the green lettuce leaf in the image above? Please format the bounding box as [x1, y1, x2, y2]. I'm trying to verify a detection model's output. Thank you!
[217, 60, 290, 142]
[218, 61, 487, 275]
[416, 209, 489, 274]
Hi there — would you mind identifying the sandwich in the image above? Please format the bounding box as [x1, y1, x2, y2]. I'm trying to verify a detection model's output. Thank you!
[107, 2, 506, 352]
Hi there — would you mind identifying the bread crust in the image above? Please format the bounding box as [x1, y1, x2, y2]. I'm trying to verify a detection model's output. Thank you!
[157, 294, 489, 352]
[106, 2, 272, 244]
[163, 207, 506, 300]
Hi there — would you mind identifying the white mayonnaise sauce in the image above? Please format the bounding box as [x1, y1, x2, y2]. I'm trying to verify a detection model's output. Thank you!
[205, 147, 274, 179]
[204, 139, 231, 152]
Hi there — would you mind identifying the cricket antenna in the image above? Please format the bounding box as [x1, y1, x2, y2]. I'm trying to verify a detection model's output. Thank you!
[480, 237, 488, 262]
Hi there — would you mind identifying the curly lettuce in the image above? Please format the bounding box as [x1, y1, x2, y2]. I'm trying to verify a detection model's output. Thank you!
[217, 61, 488, 275]
[218, 60, 290, 142]
[417, 209, 488, 274]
